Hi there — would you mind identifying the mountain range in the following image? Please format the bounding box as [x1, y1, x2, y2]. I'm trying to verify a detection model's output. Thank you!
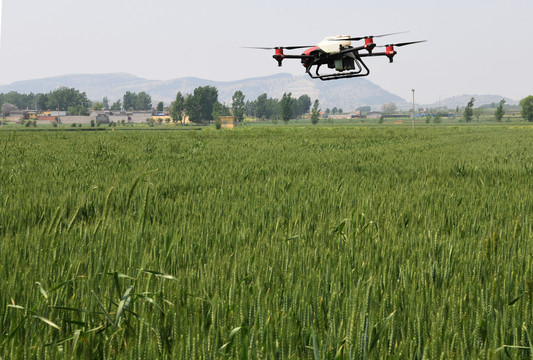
[0, 73, 516, 111]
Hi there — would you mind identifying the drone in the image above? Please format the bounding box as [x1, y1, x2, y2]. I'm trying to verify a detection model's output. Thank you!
[245, 32, 426, 81]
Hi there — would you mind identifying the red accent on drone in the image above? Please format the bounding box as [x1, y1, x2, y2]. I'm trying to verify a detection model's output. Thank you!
[364, 38, 376, 52]
[302, 46, 319, 56]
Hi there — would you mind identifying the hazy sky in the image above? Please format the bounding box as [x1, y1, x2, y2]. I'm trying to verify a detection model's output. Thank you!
[0, 0, 531, 103]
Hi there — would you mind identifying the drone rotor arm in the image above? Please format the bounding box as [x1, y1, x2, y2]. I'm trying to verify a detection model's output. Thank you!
[281, 54, 313, 59]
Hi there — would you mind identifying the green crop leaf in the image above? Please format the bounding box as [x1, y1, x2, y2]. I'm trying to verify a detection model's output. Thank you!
[33, 315, 61, 331]
[35, 282, 48, 300]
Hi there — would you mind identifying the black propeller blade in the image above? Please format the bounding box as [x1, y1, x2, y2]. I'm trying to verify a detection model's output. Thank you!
[378, 40, 427, 47]
[242, 45, 314, 50]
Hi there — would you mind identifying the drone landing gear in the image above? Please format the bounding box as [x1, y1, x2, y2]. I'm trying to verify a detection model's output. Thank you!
[306, 57, 370, 81]
[307, 70, 370, 80]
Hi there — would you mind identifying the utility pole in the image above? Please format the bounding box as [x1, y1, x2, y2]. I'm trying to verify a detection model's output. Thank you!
[412, 89, 415, 129]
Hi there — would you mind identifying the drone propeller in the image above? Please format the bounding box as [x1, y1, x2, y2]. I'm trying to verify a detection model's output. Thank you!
[373, 40, 427, 63]
[242, 45, 314, 50]
[332, 31, 409, 42]
[377, 40, 427, 47]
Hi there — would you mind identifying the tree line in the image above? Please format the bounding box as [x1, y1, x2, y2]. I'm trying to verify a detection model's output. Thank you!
[168, 88, 314, 124]
[462, 97, 511, 122]
[0, 87, 315, 123]
[0, 88, 155, 116]
[0, 88, 91, 115]
[5, 86, 532, 123]
[241, 93, 312, 121]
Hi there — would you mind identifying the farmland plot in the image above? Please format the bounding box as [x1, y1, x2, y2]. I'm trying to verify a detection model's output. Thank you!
[0, 126, 532, 358]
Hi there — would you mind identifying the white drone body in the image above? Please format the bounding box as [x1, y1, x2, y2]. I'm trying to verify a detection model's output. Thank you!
[317, 36, 353, 53]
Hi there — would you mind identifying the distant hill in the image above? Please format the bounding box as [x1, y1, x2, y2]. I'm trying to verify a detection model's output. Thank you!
[425, 94, 518, 109]
[0, 73, 409, 111]
[0, 73, 517, 111]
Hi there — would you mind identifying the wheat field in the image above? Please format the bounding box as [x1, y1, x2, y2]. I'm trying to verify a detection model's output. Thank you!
[1, 125, 532, 358]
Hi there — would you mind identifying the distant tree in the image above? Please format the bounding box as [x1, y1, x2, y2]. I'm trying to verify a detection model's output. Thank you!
[120, 91, 152, 111]
[92, 102, 104, 111]
[102, 97, 109, 110]
[463, 97, 475, 122]
[311, 99, 320, 125]
[212, 101, 231, 121]
[136, 92, 152, 111]
[185, 94, 202, 124]
[68, 105, 89, 116]
[381, 103, 397, 114]
[170, 92, 185, 124]
[338, 108, 343, 114]
[46, 87, 89, 112]
[356, 106, 371, 113]
[254, 94, 268, 119]
[157, 101, 164, 112]
[2, 103, 18, 117]
[231, 90, 246, 122]
[520, 95, 533, 122]
[293, 94, 311, 118]
[37, 94, 49, 111]
[494, 99, 505, 122]
[268, 97, 280, 120]
[0, 91, 39, 110]
[123, 92, 137, 111]
[279, 92, 294, 123]
[110, 99, 122, 111]
[332, 107, 338, 115]
[325, 108, 330, 115]
[244, 100, 256, 117]
[473, 107, 483, 122]
[184, 86, 218, 123]
[201, 86, 219, 122]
